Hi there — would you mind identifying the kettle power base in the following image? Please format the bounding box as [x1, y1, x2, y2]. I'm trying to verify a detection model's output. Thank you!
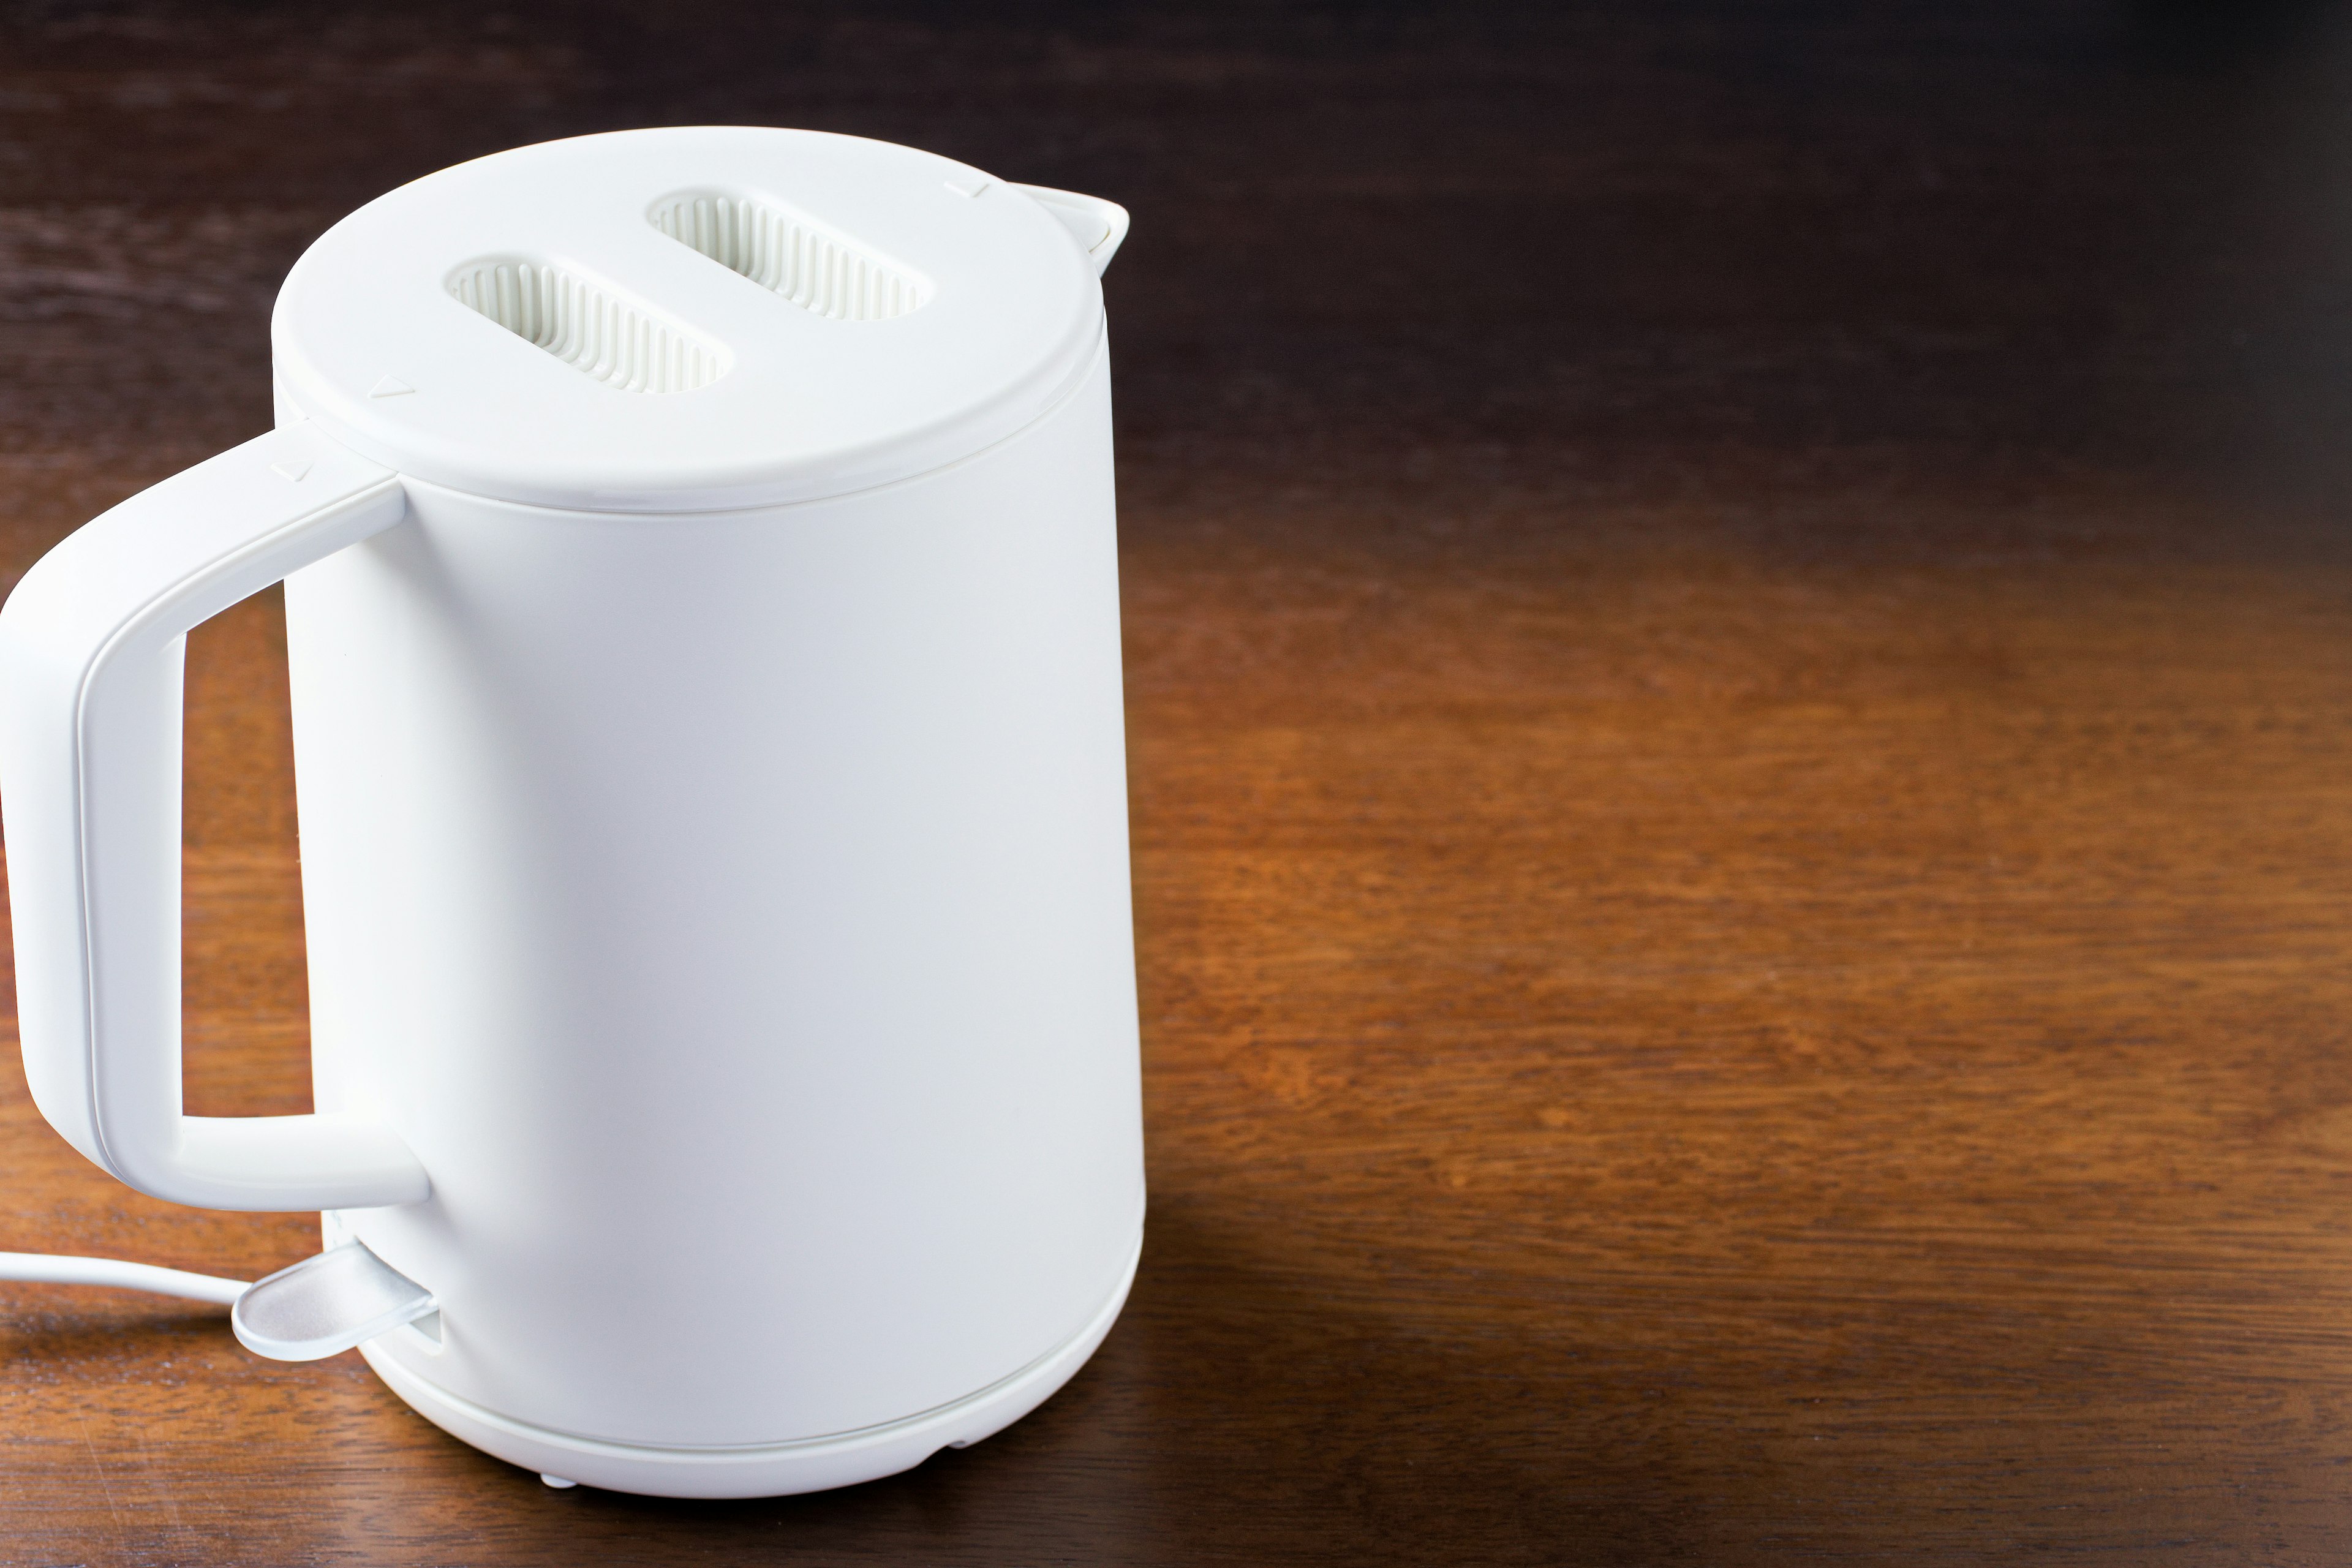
[359, 1227, 1140, 1499]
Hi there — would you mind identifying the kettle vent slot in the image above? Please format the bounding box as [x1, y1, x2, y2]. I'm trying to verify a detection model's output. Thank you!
[650, 190, 929, 322]
[446, 257, 728, 393]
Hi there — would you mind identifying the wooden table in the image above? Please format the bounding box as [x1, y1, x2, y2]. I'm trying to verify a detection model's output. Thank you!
[3, 2, 2350, 1561]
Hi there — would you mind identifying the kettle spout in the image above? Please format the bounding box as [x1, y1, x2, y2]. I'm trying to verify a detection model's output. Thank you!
[1013, 184, 1131, 277]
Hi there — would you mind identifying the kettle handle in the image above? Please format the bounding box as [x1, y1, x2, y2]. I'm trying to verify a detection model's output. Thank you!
[0, 424, 430, 1211]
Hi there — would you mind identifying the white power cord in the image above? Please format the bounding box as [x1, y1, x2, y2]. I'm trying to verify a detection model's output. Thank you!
[0, 1251, 249, 1305]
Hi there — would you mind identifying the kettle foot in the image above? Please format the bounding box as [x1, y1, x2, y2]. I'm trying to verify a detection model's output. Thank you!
[358, 1224, 1140, 1499]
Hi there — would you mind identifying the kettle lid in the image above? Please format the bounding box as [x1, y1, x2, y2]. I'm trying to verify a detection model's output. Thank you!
[271, 127, 1110, 513]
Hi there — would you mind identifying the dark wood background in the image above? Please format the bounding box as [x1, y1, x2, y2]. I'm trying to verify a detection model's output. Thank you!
[4, 1, 2352, 1561]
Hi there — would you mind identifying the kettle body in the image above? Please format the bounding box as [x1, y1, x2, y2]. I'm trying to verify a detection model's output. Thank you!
[0, 128, 1143, 1496]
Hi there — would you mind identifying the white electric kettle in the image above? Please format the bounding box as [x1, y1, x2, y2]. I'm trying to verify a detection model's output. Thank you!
[0, 127, 1144, 1498]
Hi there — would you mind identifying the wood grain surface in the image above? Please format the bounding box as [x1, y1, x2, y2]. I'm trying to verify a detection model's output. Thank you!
[4, 1, 2352, 1561]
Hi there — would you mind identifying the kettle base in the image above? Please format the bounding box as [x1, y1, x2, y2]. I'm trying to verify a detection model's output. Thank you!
[358, 1228, 1140, 1499]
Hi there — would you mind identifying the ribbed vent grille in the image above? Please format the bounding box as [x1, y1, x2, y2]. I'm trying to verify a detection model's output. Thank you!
[447, 257, 726, 393]
[650, 191, 928, 322]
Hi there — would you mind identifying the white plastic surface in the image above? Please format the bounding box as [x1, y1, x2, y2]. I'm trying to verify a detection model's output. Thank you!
[0, 126, 1142, 1492]
[363, 1223, 1139, 1498]
[273, 127, 1115, 511]
[0, 424, 431, 1210]
[300, 344, 1140, 1449]
[1011, 185, 1131, 276]
[232, 1242, 437, 1360]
